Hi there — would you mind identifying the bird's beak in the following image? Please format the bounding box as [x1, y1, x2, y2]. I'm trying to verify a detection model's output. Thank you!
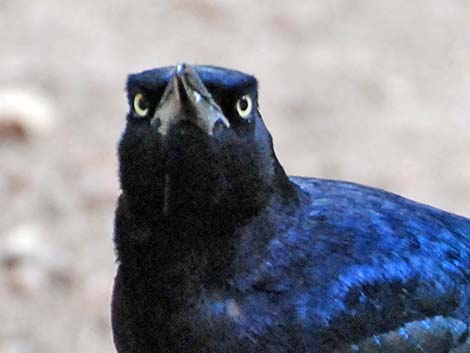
[151, 63, 230, 136]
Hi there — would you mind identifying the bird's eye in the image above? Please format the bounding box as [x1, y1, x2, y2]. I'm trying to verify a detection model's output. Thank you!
[236, 95, 252, 119]
[133, 93, 149, 117]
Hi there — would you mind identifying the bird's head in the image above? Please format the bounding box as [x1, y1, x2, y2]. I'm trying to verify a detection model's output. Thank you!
[118, 64, 295, 230]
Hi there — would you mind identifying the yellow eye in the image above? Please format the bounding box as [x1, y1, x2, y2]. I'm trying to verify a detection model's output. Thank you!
[133, 93, 149, 117]
[236, 95, 252, 118]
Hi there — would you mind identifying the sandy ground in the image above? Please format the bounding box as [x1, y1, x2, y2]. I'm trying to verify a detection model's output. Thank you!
[0, 1, 469, 352]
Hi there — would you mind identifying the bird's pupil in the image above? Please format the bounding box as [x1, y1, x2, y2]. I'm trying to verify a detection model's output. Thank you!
[239, 98, 248, 111]
[138, 97, 148, 110]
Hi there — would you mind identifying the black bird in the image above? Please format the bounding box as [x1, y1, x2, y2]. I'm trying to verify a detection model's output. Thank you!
[112, 64, 470, 353]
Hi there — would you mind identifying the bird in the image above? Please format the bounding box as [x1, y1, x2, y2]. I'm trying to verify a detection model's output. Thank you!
[111, 63, 470, 353]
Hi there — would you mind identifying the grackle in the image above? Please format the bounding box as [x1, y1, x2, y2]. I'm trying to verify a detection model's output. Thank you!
[112, 64, 470, 353]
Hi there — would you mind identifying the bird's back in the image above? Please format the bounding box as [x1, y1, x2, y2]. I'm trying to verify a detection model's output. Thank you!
[232, 176, 470, 352]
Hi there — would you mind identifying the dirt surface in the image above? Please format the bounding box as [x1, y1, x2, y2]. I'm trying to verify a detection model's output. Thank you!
[0, 1, 469, 352]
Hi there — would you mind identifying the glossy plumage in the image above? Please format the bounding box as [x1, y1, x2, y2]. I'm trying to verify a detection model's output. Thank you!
[112, 64, 470, 353]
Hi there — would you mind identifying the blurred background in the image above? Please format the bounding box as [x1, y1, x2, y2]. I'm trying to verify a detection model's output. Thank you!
[0, 1, 469, 352]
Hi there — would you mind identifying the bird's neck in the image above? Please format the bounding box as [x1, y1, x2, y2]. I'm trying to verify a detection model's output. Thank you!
[114, 172, 300, 267]
[123, 155, 297, 226]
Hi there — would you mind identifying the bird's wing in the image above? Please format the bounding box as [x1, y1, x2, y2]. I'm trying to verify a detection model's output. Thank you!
[334, 316, 470, 353]
[290, 176, 470, 352]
